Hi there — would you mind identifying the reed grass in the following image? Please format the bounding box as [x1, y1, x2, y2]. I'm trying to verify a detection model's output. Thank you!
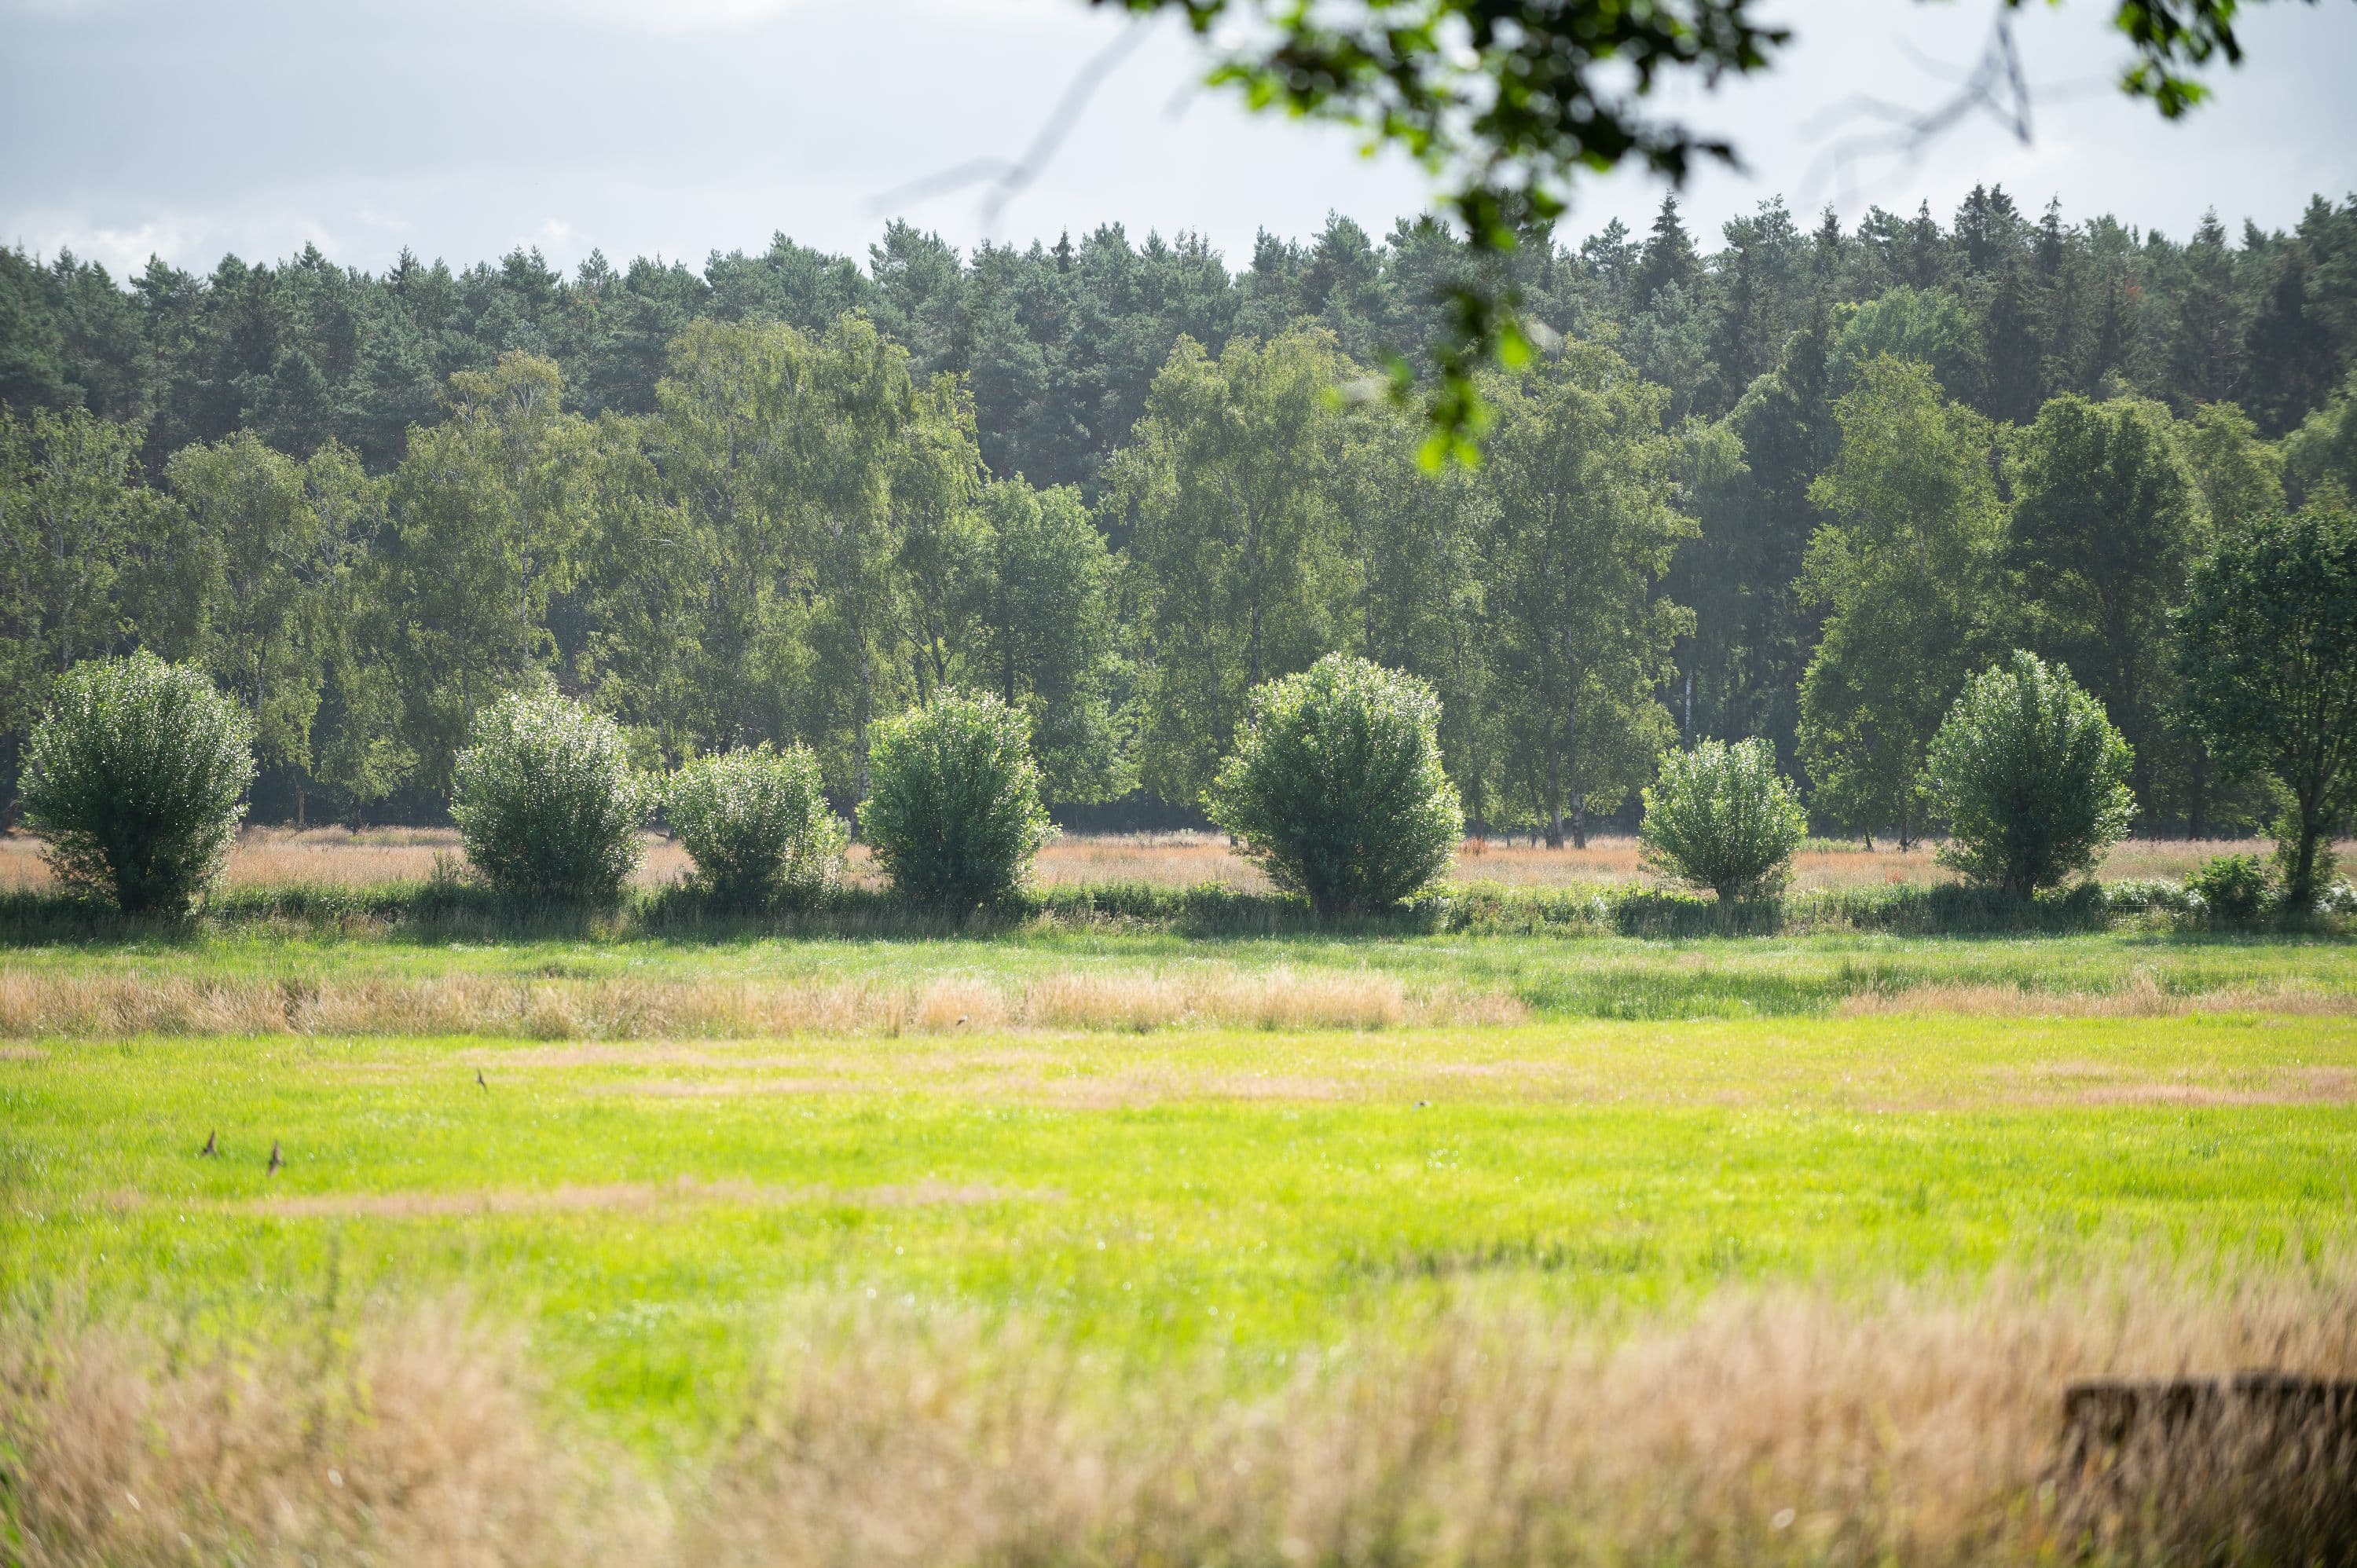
[0, 962, 1523, 1039]
[5, 1262, 2352, 1566]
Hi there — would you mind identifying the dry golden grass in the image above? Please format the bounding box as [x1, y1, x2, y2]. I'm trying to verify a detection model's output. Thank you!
[0, 963, 1516, 1040]
[703, 1267, 2357, 1568]
[2010, 1064, 2357, 1108]
[6, 1262, 2352, 1566]
[1838, 966, 2357, 1020]
[0, 826, 697, 892]
[6, 827, 2327, 895]
[0, 1299, 652, 1568]
[1029, 830, 1269, 890]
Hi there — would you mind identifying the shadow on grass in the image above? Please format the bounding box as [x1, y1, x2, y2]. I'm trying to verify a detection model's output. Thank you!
[0, 877, 2341, 951]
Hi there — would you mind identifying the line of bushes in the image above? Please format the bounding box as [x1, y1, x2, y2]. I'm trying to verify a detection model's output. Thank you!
[13, 647, 2350, 935]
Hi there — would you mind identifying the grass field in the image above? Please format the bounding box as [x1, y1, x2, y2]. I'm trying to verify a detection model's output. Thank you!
[6, 918, 2356, 1562]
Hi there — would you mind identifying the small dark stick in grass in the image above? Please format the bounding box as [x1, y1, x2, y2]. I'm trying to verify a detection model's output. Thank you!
[200, 1130, 217, 1157]
[267, 1141, 282, 1175]
[477, 1068, 487, 1090]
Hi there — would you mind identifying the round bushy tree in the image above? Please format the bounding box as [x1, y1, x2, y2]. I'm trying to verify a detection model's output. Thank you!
[858, 690, 1053, 906]
[1204, 654, 1463, 915]
[20, 651, 256, 914]
[1639, 738, 1807, 902]
[1923, 650, 2135, 898]
[666, 743, 846, 907]
[450, 691, 647, 903]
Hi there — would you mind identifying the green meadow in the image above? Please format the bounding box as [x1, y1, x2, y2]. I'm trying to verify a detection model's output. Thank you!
[6, 926, 2355, 1454]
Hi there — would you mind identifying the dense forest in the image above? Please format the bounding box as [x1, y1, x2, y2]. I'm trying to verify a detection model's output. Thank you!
[5, 185, 2356, 841]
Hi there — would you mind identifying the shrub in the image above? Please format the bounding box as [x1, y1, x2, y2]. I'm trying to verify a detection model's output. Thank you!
[449, 691, 646, 903]
[2267, 797, 2340, 915]
[19, 651, 256, 914]
[2102, 878, 2201, 918]
[858, 690, 1053, 906]
[1922, 650, 2135, 898]
[665, 743, 846, 907]
[1638, 738, 1808, 902]
[2186, 852, 2271, 923]
[1204, 654, 1463, 915]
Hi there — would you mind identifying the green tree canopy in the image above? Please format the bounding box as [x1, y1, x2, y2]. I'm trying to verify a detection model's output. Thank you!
[1116, 328, 1351, 805]
[163, 432, 376, 787]
[1478, 342, 1689, 845]
[2172, 506, 2357, 908]
[1798, 356, 2002, 846]
[2004, 393, 2201, 813]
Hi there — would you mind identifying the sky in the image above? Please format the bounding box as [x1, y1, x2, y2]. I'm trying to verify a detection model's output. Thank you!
[2, 0, 2353, 282]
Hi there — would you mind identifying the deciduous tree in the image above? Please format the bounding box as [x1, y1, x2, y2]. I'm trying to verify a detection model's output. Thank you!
[1798, 357, 2001, 846]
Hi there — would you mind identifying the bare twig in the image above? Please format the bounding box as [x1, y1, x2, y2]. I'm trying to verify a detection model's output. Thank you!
[1795, 2, 2110, 217]
[871, 18, 1155, 240]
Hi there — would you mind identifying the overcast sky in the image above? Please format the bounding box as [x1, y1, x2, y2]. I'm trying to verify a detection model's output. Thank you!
[4, 0, 2353, 281]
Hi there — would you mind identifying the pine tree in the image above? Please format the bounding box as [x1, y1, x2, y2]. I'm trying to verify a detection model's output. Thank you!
[2244, 246, 2334, 435]
[1631, 192, 1699, 313]
[1981, 262, 2044, 424]
[2168, 211, 2247, 408]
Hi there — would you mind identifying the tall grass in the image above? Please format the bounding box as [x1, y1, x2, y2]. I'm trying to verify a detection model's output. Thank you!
[0, 962, 1519, 1039]
[5, 1262, 2352, 1566]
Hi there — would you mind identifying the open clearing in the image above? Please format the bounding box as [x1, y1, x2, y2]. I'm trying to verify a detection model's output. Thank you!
[5, 925, 2355, 1561]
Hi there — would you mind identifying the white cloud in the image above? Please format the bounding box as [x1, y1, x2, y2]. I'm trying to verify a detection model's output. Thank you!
[2, 0, 2349, 280]
[5, 213, 192, 275]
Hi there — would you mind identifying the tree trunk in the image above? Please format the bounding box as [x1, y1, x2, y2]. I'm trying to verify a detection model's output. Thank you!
[2288, 794, 2327, 910]
[853, 638, 874, 804]
[1571, 792, 1589, 850]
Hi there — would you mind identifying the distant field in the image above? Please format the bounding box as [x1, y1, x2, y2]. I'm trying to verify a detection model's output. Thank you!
[6, 925, 2354, 1562]
[0, 826, 2322, 895]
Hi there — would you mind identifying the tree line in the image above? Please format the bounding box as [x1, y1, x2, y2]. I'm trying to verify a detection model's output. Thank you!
[10, 186, 2355, 484]
[5, 189, 2356, 841]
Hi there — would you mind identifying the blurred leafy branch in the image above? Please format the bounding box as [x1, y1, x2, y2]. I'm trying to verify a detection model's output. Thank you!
[1091, 0, 2314, 464]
